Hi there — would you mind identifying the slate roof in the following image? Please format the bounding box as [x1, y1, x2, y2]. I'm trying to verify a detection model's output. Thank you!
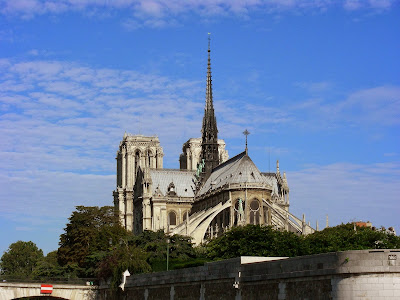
[198, 151, 271, 195]
[149, 169, 196, 198]
[261, 172, 280, 196]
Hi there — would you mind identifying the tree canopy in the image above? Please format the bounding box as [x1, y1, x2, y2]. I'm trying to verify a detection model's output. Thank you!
[57, 205, 130, 277]
[0, 241, 43, 278]
[3, 208, 399, 284]
[205, 225, 303, 260]
[302, 223, 400, 254]
[205, 223, 400, 260]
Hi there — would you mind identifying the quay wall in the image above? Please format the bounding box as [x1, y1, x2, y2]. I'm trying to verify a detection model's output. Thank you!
[98, 249, 400, 300]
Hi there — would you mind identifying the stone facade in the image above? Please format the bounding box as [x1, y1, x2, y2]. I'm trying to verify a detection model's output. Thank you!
[113, 134, 163, 231]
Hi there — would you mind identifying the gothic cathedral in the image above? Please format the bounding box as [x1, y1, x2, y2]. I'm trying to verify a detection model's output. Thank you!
[113, 39, 314, 244]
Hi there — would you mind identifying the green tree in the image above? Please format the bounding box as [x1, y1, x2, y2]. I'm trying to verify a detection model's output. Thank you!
[205, 223, 400, 261]
[130, 230, 203, 271]
[96, 242, 151, 290]
[205, 225, 303, 260]
[302, 223, 400, 255]
[0, 241, 43, 278]
[57, 205, 129, 277]
[32, 251, 65, 279]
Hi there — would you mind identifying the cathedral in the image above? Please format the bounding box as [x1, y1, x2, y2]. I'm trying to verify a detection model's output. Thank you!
[113, 39, 315, 245]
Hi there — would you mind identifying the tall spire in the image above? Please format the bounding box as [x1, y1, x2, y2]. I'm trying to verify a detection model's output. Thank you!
[206, 33, 213, 112]
[201, 33, 219, 180]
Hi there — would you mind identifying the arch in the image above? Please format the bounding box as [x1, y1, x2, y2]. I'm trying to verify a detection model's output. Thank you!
[146, 149, 153, 168]
[233, 198, 246, 226]
[249, 198, 260, 225]
[134, 149, 141, 171]
[168, 210, 177, 226]
[204, 207, 230, 239]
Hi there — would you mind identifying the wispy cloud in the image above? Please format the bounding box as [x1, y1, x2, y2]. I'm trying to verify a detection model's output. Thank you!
[0, 58, 291, 179]
[339, 86, 400, 126]
[1, 0, 397, 23]
[289, 84, 400, 129]
[295, 81, 333, 93]
[289, 161, 400, 230]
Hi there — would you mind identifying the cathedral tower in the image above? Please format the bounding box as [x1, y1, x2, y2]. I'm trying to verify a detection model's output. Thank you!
[113, 133, 163, 230]
[200, 35, 220, 180]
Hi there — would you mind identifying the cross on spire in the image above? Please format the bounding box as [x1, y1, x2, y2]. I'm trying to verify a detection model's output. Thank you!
[243, 129, 250, 154]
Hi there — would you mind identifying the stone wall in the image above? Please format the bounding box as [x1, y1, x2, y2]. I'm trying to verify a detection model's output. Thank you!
[98, 249, 400, 300]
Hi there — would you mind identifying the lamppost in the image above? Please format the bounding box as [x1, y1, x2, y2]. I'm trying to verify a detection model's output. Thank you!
[166, 238, 170, 271]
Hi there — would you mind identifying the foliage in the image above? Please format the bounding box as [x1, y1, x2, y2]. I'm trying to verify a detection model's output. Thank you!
[32, 251, 65, 279]
[0, 241, 43, 278]
[302, 223, 400, 255]
[96, 242, 151, 290]
[131, 230, 201, 270]
[57, 205, 129, 277]
[205, 225, 303, 260]
[205, 223, 400, 260]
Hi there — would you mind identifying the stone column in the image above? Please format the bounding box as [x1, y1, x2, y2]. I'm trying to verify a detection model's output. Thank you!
[132, 154, 136, 185]
[121, 148, 126, 188]
[156, 149, 163, 169]
[143, 198, 152, 230]
[116, 153, 121, 187]
[118, 190, 125, 228]
[130, 151, 135, 187]
[161, 207, 167, 231]
[125, 192, 133, 231]
[141, 155, 146, 169]
[268, 208, 272, 225]
[126, 151, 131, 188]
[186, 148, 190, 170]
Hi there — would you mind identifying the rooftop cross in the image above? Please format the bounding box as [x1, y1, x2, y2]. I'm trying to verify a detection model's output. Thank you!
[243, 129, 250, 154]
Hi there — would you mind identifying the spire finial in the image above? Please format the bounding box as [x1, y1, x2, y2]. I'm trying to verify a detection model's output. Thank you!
[208, 32, 211, 52]
[243, 129, 250, 154]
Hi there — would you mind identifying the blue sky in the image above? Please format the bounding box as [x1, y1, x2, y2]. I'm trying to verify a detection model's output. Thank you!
[0, 0, 399, 255]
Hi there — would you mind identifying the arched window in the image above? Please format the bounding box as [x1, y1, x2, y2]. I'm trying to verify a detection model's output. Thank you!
[249, 199, 260, 225]
[147, 150, 152, 168]
[234, 199, 245, 226]
[135, 150, 140, 171]
[168, 211, 177, 226]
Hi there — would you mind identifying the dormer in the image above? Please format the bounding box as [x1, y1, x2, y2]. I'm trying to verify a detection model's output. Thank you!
[167, 182, 176, 196]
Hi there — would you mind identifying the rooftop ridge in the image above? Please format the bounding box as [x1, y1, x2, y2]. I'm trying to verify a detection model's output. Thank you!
[150, 168, 196, 173]
[212, 151, 246, 173]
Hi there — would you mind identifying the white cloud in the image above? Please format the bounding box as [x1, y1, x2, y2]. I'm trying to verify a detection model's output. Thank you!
[344, 0, 363, 10]
[0, 0, 396, 23]
[289, 85, 400, 129]
[295, 81, 333, 93]
[339, 86, 400, 126]
[289, 162, 400, 231]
